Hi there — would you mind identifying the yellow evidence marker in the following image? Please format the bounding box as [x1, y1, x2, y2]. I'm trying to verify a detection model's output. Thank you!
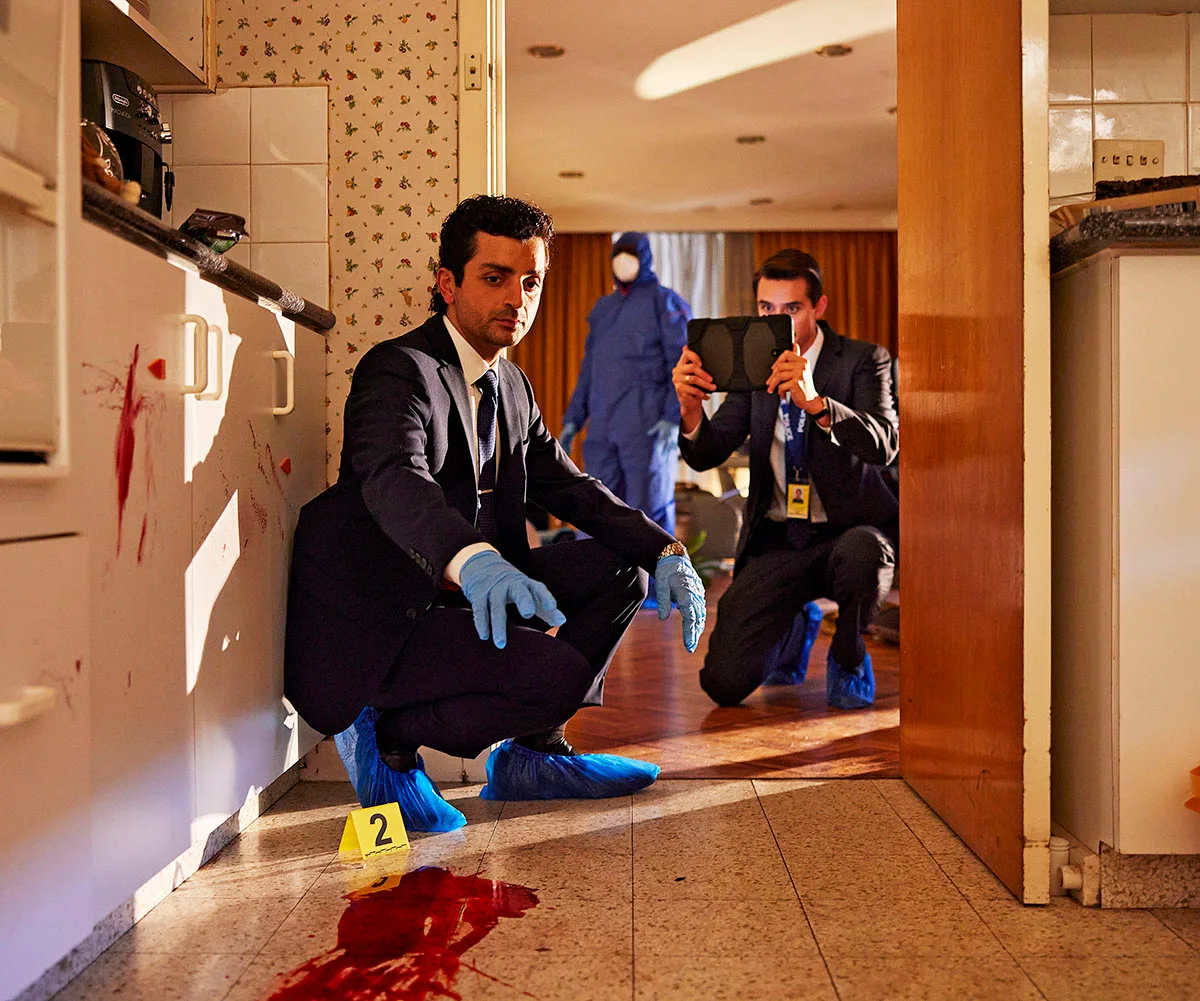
[339, 802, 410, 860]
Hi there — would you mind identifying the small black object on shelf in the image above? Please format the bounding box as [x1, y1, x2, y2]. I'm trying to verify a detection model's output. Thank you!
[179, 208, 248, 254]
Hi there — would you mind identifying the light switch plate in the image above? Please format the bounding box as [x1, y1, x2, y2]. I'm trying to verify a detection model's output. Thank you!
[463, 52, 483, 91]
[1093, 139, 1165, 184]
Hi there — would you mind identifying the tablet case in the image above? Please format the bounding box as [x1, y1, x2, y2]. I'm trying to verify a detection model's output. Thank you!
[686, 315, 791, 392]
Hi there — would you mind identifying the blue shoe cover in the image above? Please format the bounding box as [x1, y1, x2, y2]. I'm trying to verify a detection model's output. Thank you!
[764, 602, 824, 686]
[641, 594, 658, 610]
[479, 740, 660, 800]
[826, 652, 875, 710]
[333, 707, 466, 832]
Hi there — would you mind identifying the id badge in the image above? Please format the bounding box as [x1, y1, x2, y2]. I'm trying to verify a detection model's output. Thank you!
[786, 480, 811, 520]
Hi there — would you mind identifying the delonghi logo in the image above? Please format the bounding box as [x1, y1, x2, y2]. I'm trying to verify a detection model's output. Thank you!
[112, 94, 130, 107]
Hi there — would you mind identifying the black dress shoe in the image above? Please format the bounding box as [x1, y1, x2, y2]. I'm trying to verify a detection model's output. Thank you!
[515, 730, 578, 756]
[380, 749, 419, 773]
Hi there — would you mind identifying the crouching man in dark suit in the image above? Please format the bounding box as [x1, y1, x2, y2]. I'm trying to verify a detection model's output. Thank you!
[674, 249, 897, 711]
[285, 195, 706, 831]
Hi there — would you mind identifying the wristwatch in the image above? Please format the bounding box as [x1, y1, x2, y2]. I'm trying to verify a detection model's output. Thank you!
[657, 541, 687, 561]
[811, 397, 831, 422]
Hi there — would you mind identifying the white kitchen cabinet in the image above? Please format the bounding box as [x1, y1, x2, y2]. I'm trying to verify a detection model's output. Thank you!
[0, 536, 91, 999]
[70, 222, 196, 915]
[186, 278, 324, 838]
[61, 219, 324, 932]
[1051, 250, 1200, 857]
[80, 0, 213, 90]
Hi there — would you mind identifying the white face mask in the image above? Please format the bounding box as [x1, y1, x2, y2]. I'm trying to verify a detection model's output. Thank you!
[612, 252, 640, 284]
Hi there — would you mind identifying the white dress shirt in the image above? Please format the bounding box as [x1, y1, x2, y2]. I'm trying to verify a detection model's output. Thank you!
[443, 315, 502, 583]
[766, 328, 829, 523]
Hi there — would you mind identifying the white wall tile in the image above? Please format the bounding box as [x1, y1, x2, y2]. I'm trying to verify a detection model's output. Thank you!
[1191, 15, 1200, 102]
[169, 89, 251, 166]
[250, 87, 329, 165]
[170, 165, 251, 233]
[1050, 106, 1094, 198]
[250, 242, 329, 308]
[1189, 105, 1200, 174]
[1092, 14, 1186, 103]
[1094, 103, 1188, 177]
[250, 164, 327, 243]
[1050, 15, 1092, 104]
[225, 241, 251, 269]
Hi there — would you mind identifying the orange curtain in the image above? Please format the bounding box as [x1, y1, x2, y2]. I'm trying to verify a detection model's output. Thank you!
[510, 233, 612, 460]
[753, 231, 898, 357]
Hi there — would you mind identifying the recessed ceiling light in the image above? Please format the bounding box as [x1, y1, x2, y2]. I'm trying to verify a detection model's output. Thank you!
[527, 44, 565, 59]
[635, 0, 893, 100]
[736, 135, 766, 145]
[816, 43, 853, 57]
[749, 197, 774, 206]
[558, 170, 584, 179]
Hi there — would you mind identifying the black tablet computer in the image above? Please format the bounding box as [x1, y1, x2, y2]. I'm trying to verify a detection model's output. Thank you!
[686, 315, 792, 392]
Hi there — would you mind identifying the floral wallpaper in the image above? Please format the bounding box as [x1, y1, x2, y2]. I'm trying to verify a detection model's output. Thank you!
[216, 0, 459, 478]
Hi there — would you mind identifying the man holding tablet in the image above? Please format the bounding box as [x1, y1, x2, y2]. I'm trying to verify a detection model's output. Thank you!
[673, 249, 898, 710]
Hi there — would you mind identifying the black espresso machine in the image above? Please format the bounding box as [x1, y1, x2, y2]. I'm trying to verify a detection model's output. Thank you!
[81, 60, 173, 217]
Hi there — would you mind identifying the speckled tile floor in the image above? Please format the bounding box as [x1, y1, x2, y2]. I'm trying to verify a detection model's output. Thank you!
[51, 778, 1200, 1001]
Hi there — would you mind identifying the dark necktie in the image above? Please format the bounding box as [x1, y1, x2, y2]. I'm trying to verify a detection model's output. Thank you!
[475, 369, 499, 543]
[782, 398, 810, 549]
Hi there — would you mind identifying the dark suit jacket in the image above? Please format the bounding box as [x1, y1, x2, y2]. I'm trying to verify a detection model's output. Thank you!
[679, 323, 898, 571]
[285, 315, 674, 735]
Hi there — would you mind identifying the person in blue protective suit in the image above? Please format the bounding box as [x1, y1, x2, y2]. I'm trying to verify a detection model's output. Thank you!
[559, 233, 692, 536]
[674, 249, 897, 710]
[284, 196, 707, 833]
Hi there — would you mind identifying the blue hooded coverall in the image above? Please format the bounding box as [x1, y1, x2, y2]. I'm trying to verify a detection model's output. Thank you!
[562, 233, 692, 535]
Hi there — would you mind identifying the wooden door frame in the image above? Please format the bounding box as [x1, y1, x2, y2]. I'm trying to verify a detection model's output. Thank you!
[897, 0, 1052, 903]
[458, 0, 506, 198]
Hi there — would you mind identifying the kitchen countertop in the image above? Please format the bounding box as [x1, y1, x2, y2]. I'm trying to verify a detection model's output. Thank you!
[81, 181, 336, 334]
[1051, 207, 1200, 275]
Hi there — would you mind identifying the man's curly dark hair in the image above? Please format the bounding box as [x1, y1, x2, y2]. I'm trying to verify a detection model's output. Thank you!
[429, 195, 555, 314]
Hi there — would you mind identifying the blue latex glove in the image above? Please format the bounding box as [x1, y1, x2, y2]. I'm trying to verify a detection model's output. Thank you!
[654, 553, 706, 653]
[460, 550, 566, 650]
[647, 419, 679, 453]
[559, 422, 578, 454]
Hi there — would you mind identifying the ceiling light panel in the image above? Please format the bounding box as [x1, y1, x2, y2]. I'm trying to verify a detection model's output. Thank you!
[635, 0, 895, 101]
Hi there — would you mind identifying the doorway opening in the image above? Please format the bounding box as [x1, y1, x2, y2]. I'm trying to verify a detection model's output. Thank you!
[502, 2, 901, 779]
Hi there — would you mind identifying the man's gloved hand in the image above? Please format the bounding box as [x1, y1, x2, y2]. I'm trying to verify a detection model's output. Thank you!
[460, 551, 566, 650]
[654, 554, 706, 653]
[559, 422, 578, 454]
[647, 420, 679, 453]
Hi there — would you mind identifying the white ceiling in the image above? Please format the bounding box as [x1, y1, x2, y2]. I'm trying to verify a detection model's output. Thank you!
[504, 1, 898, 233]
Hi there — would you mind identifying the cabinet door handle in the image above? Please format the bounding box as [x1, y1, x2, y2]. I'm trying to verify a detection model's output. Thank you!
[179, 314, 210, 395]
[0, 151, 56, 226]
[0, 685, 56, 727]
[197, 324, 224, 400]
[272, 350, 295, 415]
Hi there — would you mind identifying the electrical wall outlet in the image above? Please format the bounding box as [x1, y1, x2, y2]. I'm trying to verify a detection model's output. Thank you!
[1093, 139, 1165, 184]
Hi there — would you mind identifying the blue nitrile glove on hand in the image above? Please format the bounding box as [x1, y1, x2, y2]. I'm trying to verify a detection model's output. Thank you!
[559, 422, 578, 454]
[460, 550, 566, 650]
[654, 554, 706, 653]
[647, 420, 679, 453]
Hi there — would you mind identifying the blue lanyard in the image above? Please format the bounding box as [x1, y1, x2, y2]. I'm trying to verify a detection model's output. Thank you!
[781, 396, 809, 480]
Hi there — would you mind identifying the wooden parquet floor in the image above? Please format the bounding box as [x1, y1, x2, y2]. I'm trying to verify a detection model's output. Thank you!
[566, 573, 900, 779]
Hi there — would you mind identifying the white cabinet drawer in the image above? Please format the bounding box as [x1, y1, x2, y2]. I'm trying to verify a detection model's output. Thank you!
[0, 534, 91, 1000]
